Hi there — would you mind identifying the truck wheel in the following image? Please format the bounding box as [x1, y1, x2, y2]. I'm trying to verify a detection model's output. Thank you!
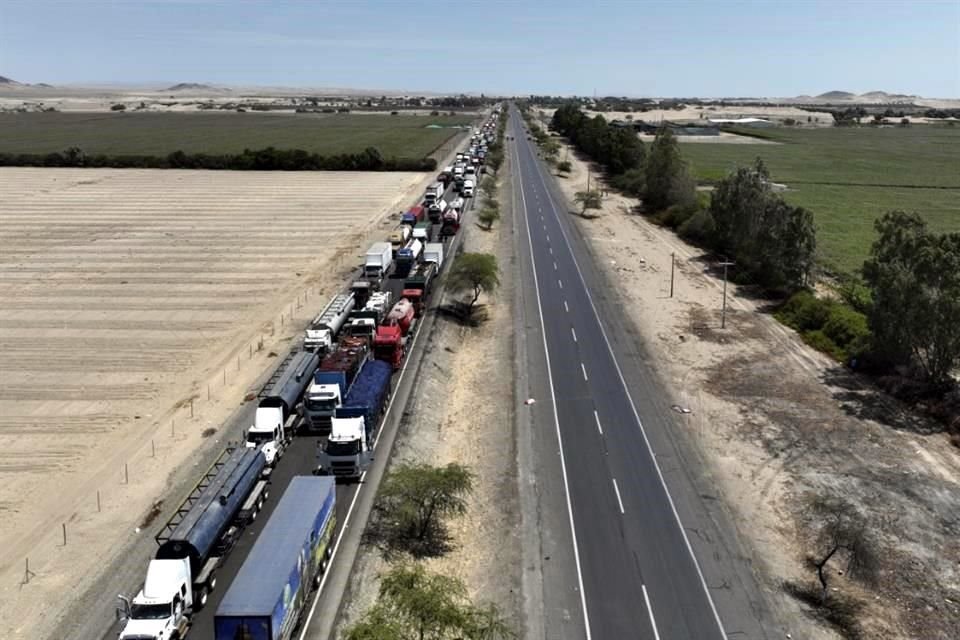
[209, 574, 217, 591]
[250, 508, 258, 522]
[195, 586, 209, 610]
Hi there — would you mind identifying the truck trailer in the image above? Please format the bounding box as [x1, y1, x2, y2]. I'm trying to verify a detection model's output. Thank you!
[316, 360, 393, 478]
[402, 262, 437, 317]
[118, 447, 269, 640]
[423, 242, 444, 270]
[304, 293, 355, 353]
[246, 350, 319, 465]
[394, 239, 423, 278]
[214, 476, 336, 640]
[364, 242, 393, 282]
[303, 337, 369, 433]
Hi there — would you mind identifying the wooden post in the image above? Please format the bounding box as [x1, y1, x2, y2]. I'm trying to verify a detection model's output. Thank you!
[151, 440, 155, 458]
[62, 523, 67, 546]
[124, 463, 129, 484]
[97, 490, 101, 512]
[669, 253, 675, 298]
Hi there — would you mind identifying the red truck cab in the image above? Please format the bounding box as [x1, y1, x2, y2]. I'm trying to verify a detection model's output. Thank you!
[373, 325, 405, 370]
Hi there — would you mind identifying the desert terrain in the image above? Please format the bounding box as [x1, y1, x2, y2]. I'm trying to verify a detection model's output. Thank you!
[0, 167, 431, 638]
[551, 144, 960, 638]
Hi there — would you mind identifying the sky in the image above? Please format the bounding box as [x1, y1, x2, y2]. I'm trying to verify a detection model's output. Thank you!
[1, 0, 958, 98]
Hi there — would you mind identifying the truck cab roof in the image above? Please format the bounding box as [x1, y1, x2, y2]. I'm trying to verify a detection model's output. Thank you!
[329, 417, 365, 441]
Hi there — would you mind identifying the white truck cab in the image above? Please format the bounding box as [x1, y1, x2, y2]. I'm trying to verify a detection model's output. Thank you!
[462, 179, 475, 197]
[315, 417, 370, 479]
[245, 406, 285, 466]
[118, 558, 192, 640]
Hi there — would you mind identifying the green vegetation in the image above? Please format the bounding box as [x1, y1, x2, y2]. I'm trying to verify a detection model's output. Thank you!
[680, 126, 960, 273]
[776, 291, 870, 362]
[447, 253, 500, 319]
[862, 211, 960, 385]
[374, 462, 474, 558]
[0, 111, 473, 159]
[574, 190, 603, 217]
[344, 564, 514, 640]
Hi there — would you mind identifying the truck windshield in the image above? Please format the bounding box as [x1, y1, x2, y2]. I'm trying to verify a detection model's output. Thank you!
[326, 440, 361, 456]
[130, 602, 171, 619]
[306, 397, 337, 412]
[246, 431, 274, 445]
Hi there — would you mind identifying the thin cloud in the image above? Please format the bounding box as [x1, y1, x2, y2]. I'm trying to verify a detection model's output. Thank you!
[184, 29, 511, 53]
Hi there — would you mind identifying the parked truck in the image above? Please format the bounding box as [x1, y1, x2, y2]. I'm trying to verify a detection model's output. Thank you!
[412, 219, 433, 243]
[423, 242, 444, 270]
[350, 280, 374, 309]
[373, 321, 405, 369]
[315, 360, 393, 478]
[384, 298, 416, 336]
[304, 293, 355, 353]
[440, 208, 461, 238]
[214, 476, 336, 640]
[246, 350, 319, 464]
[394, 239, 423, 278]
[427, 197, 448, 224]
[401, 205, 425, 227]
[118, 447, 269, 640]
[303, 336, 369, 433]
[364, 242, 393, 282]
[402, 262, 437, 317]
[389, 226, 412, 256]
[424, 181, 444, 206]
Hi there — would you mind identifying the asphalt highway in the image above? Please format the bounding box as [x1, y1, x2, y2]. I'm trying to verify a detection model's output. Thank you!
[509, 107, 733, 639]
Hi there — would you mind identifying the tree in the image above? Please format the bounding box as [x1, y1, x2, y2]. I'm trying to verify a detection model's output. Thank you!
[376, 462, 474, 556]
[477, 207, 501, 230]
[447, 253, 500, 318]
[557, 160, 572, 173]
[110, 103, 126, 111]
[805, 495, 879, 603]
[644, 126, 696, 212]
[486, 150, 504, 175]
[574, 190, 602, 217]
[541, 139, 561, 163]
[862, 210, 960, 384]
[708, 158, 816, 290]
[344, 564, 515, 640]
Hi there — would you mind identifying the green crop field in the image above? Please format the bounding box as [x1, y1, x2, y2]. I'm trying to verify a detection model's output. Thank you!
[680, 126, 960, 274]
[0, 112, 474, 159]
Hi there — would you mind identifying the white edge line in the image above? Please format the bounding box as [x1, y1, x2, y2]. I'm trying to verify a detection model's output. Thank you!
[593, 409, 603, 435]
[513, 117, 593, 639]
[529, 138, 728, 637]
[642, 584, 662, 640]
[612, 478, 625, 514]
[298, 175, 452, 640]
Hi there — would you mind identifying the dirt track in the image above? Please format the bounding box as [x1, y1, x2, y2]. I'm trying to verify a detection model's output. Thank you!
[0, 167, 427, 638]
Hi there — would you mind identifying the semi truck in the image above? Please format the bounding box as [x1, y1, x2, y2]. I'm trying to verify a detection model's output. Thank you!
[303, 336, 369, 433]
[364, 242, 393, 282]
[423, 181, 444, 206]
[427, 197, 448, 224]
[389, 226, 412, 255]
[402, 262, 437, 317]
[401, 205, 425, 227]
[384, 298, 416, 336]
[339, 291, 392, 345]
[423, 242, 444, 270]
[394, 239, 423, 278]
[118, 447, 268, 640]
[315, 360, 393, 478]
[350, 280, 374, 309]
[373, 322, 405, 370]
[214, 476, 336, 640]
[303, 293, 355, 352]
[440, 208, 461, 238]
[412, 220, 433, 243]
[246, 350, 319, 464]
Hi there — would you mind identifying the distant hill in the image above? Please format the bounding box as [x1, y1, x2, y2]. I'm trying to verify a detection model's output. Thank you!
[817, 91, 857, 100]
[0, 75, 21, 85]
[166, 82, 217, 91]
[33, 83, 54, 89]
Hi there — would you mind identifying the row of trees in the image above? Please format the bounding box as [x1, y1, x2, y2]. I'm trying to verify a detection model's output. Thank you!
[551, 103, 645, 176]
[0, 145, 437, 172]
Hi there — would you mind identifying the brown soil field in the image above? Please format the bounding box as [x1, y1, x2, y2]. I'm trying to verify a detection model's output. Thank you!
[0, 167, 429, 638]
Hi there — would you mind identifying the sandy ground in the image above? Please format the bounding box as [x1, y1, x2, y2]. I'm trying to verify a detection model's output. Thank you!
[539, 104, 837, 125]
[0, 167, 438, 639]
[549, 147, 960, 639]
[336, 172, 521, 635]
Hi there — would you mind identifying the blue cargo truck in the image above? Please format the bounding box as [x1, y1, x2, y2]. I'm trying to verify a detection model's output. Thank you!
[315, 359, 393, 478]
[214, 476, 336, 640]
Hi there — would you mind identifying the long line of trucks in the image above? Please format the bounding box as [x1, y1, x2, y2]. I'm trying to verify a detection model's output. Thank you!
[117, 109, 501, 640]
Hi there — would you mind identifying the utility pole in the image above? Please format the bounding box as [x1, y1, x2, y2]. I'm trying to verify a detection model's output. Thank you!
[719, 259, 735, 328]
[669, 252, 675, 298]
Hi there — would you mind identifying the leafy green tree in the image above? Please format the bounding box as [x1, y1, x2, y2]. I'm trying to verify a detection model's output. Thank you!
[556, 160, 572, 173]
[862, 210, 960, 384]
[376, 462, 474, 556]
[644, 126, 696, 212]
[574, 190, 603, 217]
[447, 253, 500, 318]
[477, 207, 501, 230]
[486, 150, 504, 176]
[708, 159, 816, 290]
[344, 564, 515, 640]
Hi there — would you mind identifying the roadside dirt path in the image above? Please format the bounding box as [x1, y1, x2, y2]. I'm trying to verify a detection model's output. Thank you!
[550, 144, 960, 639]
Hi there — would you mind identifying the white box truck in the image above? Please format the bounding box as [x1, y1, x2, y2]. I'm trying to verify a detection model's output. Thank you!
[364, 242, 393, 281]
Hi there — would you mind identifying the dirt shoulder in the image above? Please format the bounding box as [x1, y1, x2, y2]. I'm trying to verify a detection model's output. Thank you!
[549, 145, 960, 639]
[335, 173, 521, 635]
